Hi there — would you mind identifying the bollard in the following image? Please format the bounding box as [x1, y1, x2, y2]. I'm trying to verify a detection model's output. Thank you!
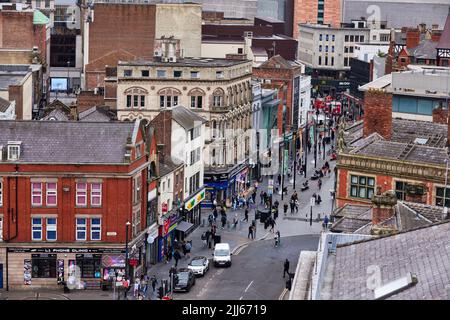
[201, 218, 205, 228]
[317, 213, 321, 221]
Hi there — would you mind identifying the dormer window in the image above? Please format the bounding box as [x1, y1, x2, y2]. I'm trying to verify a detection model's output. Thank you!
[7, 142, 21, 161]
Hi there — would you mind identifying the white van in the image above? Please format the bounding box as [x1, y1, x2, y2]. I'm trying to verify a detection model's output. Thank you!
[213, 243, 232, 267]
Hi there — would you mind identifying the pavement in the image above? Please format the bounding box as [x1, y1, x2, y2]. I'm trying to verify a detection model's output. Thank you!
[0, 131, 336, 301]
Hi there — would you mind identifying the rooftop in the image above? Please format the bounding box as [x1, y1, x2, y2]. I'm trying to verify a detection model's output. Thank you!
[119, 57, 251, 68]
[171, 105, 207, 131]
[331, 221, 450, 299]
[0, 96, 12, 113]
[78, 106, 117, 122]
[437, 8, 450, 49]
[0, 120, 139, 165]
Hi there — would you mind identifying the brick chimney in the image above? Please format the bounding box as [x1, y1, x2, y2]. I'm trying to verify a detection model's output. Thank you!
[371, 188, 397, 225]
[432, 104, 447, 124]
[431, 31, 441, 42]
[385, 29, 396, 75]
[406, 29, 420, 49]
[363, 89, 392, 140]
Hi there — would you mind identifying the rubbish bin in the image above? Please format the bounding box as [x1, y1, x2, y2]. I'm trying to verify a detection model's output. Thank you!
[214, 235, 221, 245]
[258, 209, 270, 223]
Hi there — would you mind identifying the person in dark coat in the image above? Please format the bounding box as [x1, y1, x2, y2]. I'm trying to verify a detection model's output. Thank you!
[290, 199, 295, 214]
[283, 259, 290, 278]
[260, 191, 264, 204]
[243, 208, 249, 222]
[205, 230, 212, 249]
[248, 225, 254, 239]
[221, 215, 227, 229]
[283, 203, 288, 215]
[173, 250, 181, 267]
[213, 208, 218, 221]
[277, 174, 281, 186]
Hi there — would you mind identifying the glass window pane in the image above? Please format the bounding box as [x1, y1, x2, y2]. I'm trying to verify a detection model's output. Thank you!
[367, 188, 374, 199]
[351, 186, 358, 197]
[436, 187, 444, 197]
[359, 187, 366, 198]
[445, 188, 450, 198]
[351, 176, 358, 184]
[359, 177, 366, 185]
[368, 178, 375, 186]
[32, 218, 41, 225]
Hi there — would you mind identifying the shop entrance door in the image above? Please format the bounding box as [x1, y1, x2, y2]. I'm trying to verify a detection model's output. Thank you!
[0, 263, 3, 289]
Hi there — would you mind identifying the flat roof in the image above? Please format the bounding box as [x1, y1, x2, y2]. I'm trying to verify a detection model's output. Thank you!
[119, 57, 251, 68]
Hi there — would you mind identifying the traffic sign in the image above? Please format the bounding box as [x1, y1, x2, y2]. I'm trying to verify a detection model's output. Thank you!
[310, 197, 315, 207]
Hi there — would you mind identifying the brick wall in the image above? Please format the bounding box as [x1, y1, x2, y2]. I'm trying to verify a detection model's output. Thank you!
[76, 91, 105, 112]
[88, 4, 156, 63]
[432, 105, 447, 124]
[0, 11, 34, 48]
[363, 90, 392, 140]
[150, 110, 173, 161]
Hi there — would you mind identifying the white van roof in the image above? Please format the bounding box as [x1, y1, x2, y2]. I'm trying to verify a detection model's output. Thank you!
[215, 243, 230, 250]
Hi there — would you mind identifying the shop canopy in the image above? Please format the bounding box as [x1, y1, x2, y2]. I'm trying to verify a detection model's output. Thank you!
[176, 221, 194, 233]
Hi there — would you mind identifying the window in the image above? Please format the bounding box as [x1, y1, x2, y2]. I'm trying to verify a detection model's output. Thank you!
[331, 57, 334, 66]
[76, 254, 101, 278]
[167, 178, 171, 190]
[46, 218, 57, 241]
[332, 46, 335, 53]
[124, 87, 148, 109]
[213, 95, 223, 107]
[133, 95, 138, 107]
[157, 70, 166, 78]
[190, 71, 199, 79]
[162, 181, 165, 192]
[326, 34, 329, 41]
[32, 218, 42, 241]
[360, 35, 365, 42]
[134, 176, 141, 204]
[91, 218, 101, 241]
[350, 35, 354, 42]
[318, 56, 322, 65]
[76, 182, 87, 206]
[216, 71, 224, 79]
[126, 95, 132, 108]
[140, 95, 145, 108]
[238, 48, 243, 54]
[325, 56, 328, 65]
[325, 45, 328, 52]
[344, 57, 349, 66]
[158, 88, 180, 108]
[319, 45, 322, 52]
[141, 70, 149, 77]
[373, 35, 377, 41]
[189, 172, 200, 194]
[133, 208, 141, 236]
[345, 35, 349, 42]
[332, 35, 335, 41]
[319, 34, 323, 41]
[31, 183, 43, 206]
[190, 95, 203, 108]
[174, 70, 182, 78]
[380, 34, 390, 42]
[8, 145, 20, 160]
[350, 175, 375, 200]
[395, 181, 407, 200]
[354, 36, 359, 42]
[46, 183, 57, 206]
[76, 218, 87, 241]
[32, 254, 56, 278]
[91, 183, 102, 206]
[344, 47, 349, 53]
[0, 180, 3, 207]
[349, 46, 354, 53]
[190, 147, 201, 165]
[190, 126, 201, 140]
[0, 216, 3, 241]
[124, 69, 132, 77]
[435, 187, 450, 207]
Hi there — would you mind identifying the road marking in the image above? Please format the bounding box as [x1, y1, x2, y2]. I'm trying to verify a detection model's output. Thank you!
[278, 288, 289, 300]
[244, 281, 253, 293]
[239, 296, 243, 300]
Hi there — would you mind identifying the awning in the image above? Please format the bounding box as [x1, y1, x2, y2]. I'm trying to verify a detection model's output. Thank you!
[176, 221, 194, 233]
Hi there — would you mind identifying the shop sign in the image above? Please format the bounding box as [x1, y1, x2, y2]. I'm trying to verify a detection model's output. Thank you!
[163, 218, 170, 236]
[129, 259, 138, 267]
[185, 189, 206, 211]
[168, 223, 178, 233]
[162, 203, 168, 213]
[8, 248, 125, 254]
[102, 254, 126, 268]
[147, 226, 159, 244]
[148, 189, 157, 201]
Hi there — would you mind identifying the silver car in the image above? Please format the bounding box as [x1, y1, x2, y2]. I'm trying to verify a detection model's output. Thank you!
[187, 256, 210, 276]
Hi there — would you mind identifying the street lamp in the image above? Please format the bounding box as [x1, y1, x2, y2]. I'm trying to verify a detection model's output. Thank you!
[124, 220, 131, 298]
[293, 131, 297, 190]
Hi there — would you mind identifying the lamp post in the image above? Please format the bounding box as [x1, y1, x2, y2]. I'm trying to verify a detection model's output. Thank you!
[293, 131, 297, 190]
[124, 221, 131, 298]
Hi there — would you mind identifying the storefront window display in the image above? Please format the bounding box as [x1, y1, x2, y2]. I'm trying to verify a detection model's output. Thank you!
[76, 254, 102, 278]
[32, 254, 57, 278]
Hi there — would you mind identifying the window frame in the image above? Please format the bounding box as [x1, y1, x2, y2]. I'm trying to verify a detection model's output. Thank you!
[435, 186, 450, 207]
[46, 218, 57, 241]
[0, 180, 3, 207]
[349, 174, 375, 200]
[32, 217, 43, 241]
[76, 182, 88, 207]
[31, 182, 43, 207]
[90, 183, 102, 207]
[90, 218, 101, 241]
[46, 182, 57, 207]
[76, 218, 87, 241]
[7, 145, 20, 160]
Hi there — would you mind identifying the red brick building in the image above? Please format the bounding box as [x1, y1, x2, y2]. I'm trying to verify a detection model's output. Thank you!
[0, 120, 150, 290]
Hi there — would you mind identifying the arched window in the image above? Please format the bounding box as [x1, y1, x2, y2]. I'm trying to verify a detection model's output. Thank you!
[212, 88, 225, 108]
[158, 87, 181, 108]
[188, 88, 206, 109]
[125, 87, 148, 108]
[211, 120, 217, 138]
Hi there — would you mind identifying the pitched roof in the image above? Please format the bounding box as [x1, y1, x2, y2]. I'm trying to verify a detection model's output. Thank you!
[171, 106, 207, 130]
[41, 108, 70, 121]
[437, 9, 450, 50]
[257, 54, 298, 70]
[78, 106, 117, 122]
[331, 221, 450, 299]
[0, 97, 11, 113]
[0, 120, 137, 164]
[409, 40, 438, 59]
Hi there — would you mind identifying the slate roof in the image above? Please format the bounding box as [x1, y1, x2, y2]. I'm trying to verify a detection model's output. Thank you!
[171, 106, 207, 131]
[408, 40, 438, 59]
[78, 106, 117, 122]
[331, 221, 450, 299]
[0, 97, 11, 113]
[159, 157, 183, 177]
[330, 202, 447, 235]
[0, 121, 136, 164]
[41, 108, 70, 121]
[437, 9, 450, 50]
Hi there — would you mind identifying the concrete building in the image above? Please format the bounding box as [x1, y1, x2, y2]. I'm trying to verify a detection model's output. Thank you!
[116, 39, 253, 207]
[342, 0, 449, 30]
[292, 0, 341, 39]
[298, 21, 371, 96]
[193, 0, 258, 20]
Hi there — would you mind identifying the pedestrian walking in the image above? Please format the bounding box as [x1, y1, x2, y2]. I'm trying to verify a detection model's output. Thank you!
[213, 207, 218, 221]
[323, 214, 329, 230]
[283, 259, 290, 278]
[252, 191, 257, 203]
[269, 217, 276, 232]
[181, 241, 187, 256]
[318, 178, 322, 190]
[185, 240, 192, 258]
[277, 174, 281, 186]
[260, 191, 264, 205]
[151, 275, 158, 292]
[295, 199, 299, 213]
[140, 275, 148, 299]
[133, 278, 140, 298]
[248, 225, 254, 239]
[243, 208, 249, 222]
[283, 203, 288, 215]
[274, 208, 279, 220]
[221, 214, 227, 229]
[173, 250, 181, 267]
[290, 199, 295, 214]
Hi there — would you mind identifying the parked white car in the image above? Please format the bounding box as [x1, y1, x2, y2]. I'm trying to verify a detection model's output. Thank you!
[187, 256, 210, 276]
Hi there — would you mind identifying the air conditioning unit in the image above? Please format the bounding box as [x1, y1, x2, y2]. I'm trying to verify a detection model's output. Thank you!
[169, 57, 177, 63]
[162, 57, 169, 63]
[154, 50, 162, 57]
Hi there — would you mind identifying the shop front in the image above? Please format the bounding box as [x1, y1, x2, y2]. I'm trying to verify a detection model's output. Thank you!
[1, 246, 125, 290]
[145, 223, 159, 268]
[157, 213, 178, 263]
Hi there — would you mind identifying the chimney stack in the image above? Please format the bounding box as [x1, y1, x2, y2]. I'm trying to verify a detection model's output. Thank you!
[406, 28, 420, 49]
[371, 188, 397, 226]
[363, 89, 393, 140]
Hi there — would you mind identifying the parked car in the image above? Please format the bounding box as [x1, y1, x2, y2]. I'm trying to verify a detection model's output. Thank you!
[173, 268, 196, 292]
[187, 256, 210, 276]
[213, 243, 232, 267]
